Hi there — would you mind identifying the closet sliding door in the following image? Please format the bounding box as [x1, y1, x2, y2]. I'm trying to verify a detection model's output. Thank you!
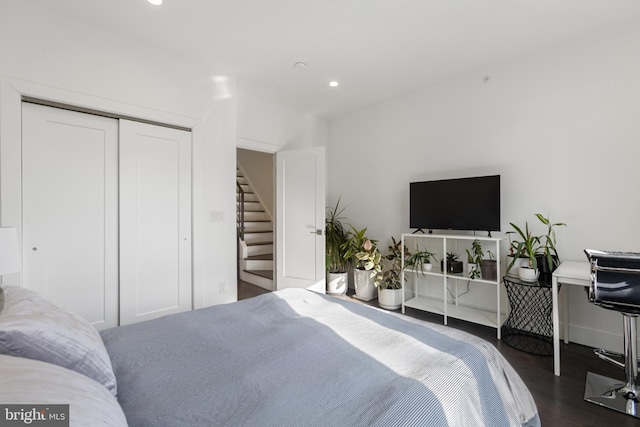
[22, 103, 119, 330]
[119, 120, 192, 325]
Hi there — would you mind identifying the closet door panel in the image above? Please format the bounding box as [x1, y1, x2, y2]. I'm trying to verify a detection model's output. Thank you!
[21, 103, 118, 330]
[119, 120, 192, 325]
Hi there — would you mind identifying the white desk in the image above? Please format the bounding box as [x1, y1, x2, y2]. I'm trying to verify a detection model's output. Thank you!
[552, 260, 591, 376]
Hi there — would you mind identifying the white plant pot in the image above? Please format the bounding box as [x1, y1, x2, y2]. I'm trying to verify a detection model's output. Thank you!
[327, 272, 348, 295]
[506, 256, 529, 278]
[354, 269, 378, 301]
[378, 288, 402, 310]
[422, 263, 433, 272]
[518, 266, 539, 282]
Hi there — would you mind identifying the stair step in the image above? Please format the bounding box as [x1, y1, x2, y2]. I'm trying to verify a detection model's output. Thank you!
[238, 184, 250, 193]
[244, 231, 273, 244]
[242, 222, 273, 233]
[247, 254, 273, 260]
[239, 269, 273, 291]
[240, 201, 265, 212]
[237, 177, 248, 185]
[245, 243, 273, 257]
[241, 256, 273, 271]
[245, 270, 274, 280]
[237, 193, 258, 203]
[239, 210, 268, 221]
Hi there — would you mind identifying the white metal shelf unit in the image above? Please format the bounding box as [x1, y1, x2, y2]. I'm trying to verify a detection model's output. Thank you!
[400, 233, 505, 339]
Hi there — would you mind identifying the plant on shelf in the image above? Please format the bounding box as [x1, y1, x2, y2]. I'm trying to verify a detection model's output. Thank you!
[441, 252, 464, 274]
[405, 246, 437, 276]
[325, 197, 350, 295]
[342, 226, 382, 300]
[466, 239, 483, 279]
[480, 249, 497, 281]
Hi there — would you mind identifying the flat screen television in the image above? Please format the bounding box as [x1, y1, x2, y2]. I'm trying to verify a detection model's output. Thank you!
[410, 175, 500, 233]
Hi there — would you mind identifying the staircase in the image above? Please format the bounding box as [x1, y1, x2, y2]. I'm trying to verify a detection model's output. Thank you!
[237, 168, 274, 290]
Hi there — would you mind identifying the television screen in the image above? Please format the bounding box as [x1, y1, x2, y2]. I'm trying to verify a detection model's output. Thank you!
[410, 175, 500, 232]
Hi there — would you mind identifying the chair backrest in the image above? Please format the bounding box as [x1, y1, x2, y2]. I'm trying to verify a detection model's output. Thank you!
[584, 249, 640, 315]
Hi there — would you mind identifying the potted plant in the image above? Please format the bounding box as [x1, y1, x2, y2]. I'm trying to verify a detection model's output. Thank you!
[342, 226, 382, 301]
[405, 246, 437, 276]
[505, 231, 529, 278]
[466, 240, 483, 279]
[535, 213, 566, 282]
[508, 221, 541, 282]
[480, 249, 497, 281]
[378, 237, 408, 310]
[325, 198, 350, 295]
[441, 252, 463, 274]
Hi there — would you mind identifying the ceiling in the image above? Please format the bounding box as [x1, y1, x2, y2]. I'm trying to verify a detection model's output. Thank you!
[26, 0, 640, 119]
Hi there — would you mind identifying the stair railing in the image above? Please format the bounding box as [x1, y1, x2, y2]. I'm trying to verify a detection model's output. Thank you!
[236, 181, 245, 241]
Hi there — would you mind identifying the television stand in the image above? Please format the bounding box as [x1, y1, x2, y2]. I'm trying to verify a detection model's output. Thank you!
[401, 233, 505, 339]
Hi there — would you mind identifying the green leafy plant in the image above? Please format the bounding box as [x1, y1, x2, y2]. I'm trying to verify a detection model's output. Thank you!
[342, 226, 382, 286]
[466, 240, 483, 279]
[536, 213, 566, 271]
[508, 221, 541, 271]
[507, 214, 566, 274]
[446, 252, 460, 263]
[405, 246, 437, 276]
[380, 237, 409, 290]
[325, 198, 350, 273]
[441, 252, 463, 274]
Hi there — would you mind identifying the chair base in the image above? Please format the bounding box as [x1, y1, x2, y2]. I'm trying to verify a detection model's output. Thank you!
[584, 371, 640, 418]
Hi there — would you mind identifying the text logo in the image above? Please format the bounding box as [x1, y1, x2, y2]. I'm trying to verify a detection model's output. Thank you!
[0, 405, 69, 426]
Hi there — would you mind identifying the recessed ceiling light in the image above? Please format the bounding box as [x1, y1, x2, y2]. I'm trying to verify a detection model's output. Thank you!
[147, 0, 163, 5]
[329, 81, 339, 87]
[294, 61, 307, 69]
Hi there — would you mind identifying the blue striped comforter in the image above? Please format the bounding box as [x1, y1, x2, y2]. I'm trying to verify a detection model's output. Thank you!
[101, 288, 539, 427]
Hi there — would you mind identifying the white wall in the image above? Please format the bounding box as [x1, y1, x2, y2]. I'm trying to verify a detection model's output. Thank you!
[328, 25, 640, 351]
[0, 0, 238, 307]
[237, 95, 329, 152]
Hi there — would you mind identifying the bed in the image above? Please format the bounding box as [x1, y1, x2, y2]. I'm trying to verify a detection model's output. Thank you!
[0, 286, 539, 427]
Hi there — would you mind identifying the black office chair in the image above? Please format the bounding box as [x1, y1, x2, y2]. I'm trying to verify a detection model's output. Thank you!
[584, 249, 640, 418]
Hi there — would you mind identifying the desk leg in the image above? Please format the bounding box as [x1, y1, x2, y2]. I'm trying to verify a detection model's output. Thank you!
[562, 284, 569, 344]
[552, 276, 560, 376]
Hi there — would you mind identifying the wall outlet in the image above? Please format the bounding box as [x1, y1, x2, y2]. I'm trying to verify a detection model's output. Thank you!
[219, 281, 227, 293]
[210, 210, 225, 223]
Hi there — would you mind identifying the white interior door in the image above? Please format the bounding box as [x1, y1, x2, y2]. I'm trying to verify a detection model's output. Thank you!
[275, 147, 325, 292]
[22, 103, 118, 330]
[119, 120, 192, 325]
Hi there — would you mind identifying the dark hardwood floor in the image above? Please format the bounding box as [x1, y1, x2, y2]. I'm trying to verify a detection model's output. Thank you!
[237, 281, 637, 426]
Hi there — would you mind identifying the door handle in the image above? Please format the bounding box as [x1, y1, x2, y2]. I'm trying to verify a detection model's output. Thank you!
[310, 229, 323, 236]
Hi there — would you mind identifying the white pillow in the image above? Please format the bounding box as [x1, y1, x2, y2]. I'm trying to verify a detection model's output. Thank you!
[0, 286, 117, 397]
[0, 354, 127, 427]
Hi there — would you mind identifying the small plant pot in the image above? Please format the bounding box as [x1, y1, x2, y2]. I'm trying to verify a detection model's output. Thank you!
[467, 263, 479, 278]
[378, 288, 402, 310]
[518, 266, 539, 282]
[422, 263, 433, 272]
[506, 256, 529, 278]
[354, 268, 378, 301]
[480, 260, 497, 281]
[441, 260, 463, 274]
[327, 271, 348, 295]
[536, 254, 559, 284]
